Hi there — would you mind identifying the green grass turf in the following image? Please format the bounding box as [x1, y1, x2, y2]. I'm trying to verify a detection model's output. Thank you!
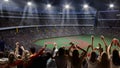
[34, 37, 73, 49]
[34, 35, 119, 52]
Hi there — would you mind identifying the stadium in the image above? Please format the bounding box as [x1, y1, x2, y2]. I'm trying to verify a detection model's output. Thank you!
[0, 0, 120, 68]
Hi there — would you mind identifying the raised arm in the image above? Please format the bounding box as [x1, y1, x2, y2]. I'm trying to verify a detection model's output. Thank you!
[38, 44, 47, 55]
[107, 38, 120, 59]
[76, 45, 89, 62]
[52, 42, 58, 57]
[68, 42, 77, 51]
[20, 45, 26, 59]
[76, 45, 87, 53]
[14, 42, 19, 56]
[107, 38, 117, 58]
[113, 38, 120, 48]
[15, 46, 19, 56]
[100, 35, 108, 52]
[29, 44, 47, 59]
[98, 43, 103, 55]
[68, 42, 76, 56]
[91, 35, 94, 50]
[86, 45, 92, 52]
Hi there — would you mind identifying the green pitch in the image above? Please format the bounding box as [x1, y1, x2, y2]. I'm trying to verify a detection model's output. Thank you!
[34, 35, 117, 51]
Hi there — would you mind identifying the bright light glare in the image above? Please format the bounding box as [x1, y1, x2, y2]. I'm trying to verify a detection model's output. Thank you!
[83, 4, 88, 9]
[47, 4, 51, 8]
[27, 1, 32, 6]
[109, 4, 114, 8]
[4, 0, 9, 2]
[65, 4, 70, 9]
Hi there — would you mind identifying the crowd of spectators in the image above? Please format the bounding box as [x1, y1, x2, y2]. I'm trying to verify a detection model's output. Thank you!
[0, 35, 120, 68]
[0, 26, 120, 52]
[95, 27, 120, 37]
[0, 26, 94, 50]
[0, 25, 120, 53]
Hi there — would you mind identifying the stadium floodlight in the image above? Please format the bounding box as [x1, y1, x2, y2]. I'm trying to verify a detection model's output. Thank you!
[64, 4, 70, 9]
[4, 0, 9, 2]
[27, 1, 32, 6]
[47, 4, 52, 8]
[83, 4, 89, 9]
[109, 4, 114, 8]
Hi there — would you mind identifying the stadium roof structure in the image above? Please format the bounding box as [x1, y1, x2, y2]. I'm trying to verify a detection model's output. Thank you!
[0, 0, 120, 14]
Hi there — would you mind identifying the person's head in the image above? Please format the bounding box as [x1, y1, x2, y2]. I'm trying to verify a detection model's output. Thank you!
[99, 52, 110, 68]
[16, 42, 20, 45]
[8, 52, 15, 63]
[112, 49, 120, 65]
[45, 51, 52, 58]
[101, 52, 108, 62]
[72, 49, 79, 57]
[0, 52, 4, 58]
[58, 47, 65, 56]
[90, 51, 97, 63]
[65, 49, 69, 55]
[16, 42, 20, 47]
[72, 49, 80, 66]
[29, 47, 36, 54]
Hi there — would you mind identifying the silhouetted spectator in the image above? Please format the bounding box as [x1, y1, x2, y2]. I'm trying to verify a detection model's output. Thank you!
[0, 37, 5, 52]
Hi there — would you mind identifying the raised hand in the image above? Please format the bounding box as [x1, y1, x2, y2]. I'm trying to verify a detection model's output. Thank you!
[76, 45, 80, 48]
[20, 46, 25, 51]
[91, 35, 94, 50]
[112, 38, 119, 46]
[44, 43, 47, 48]
[100, 35, 108, 52]
[53, 42, 57, 47]
[69, 42, 74, 46]
[100, 35, 104, 40]
[91, 35, 94, 40]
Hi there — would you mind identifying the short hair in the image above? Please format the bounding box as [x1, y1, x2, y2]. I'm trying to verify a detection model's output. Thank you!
[90, 51, 97, 63]
[0, 52, 4, 58]
[30, 47, 36, 54]
[72, 49, 79, 57]
[58, 47, 65, 56]
[112, 49, 120, 65]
